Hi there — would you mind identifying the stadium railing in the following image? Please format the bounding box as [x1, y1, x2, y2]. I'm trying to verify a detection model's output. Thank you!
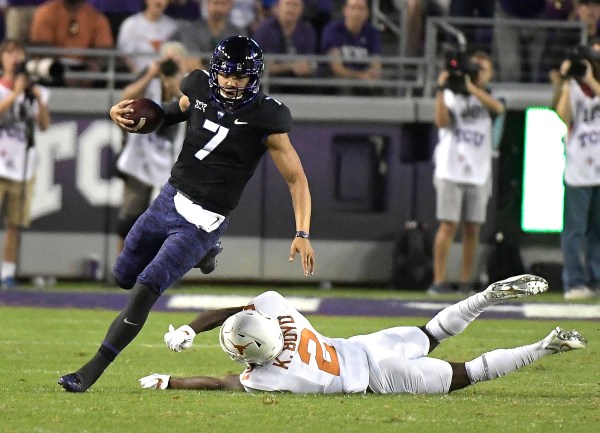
[23, 16, 586, 99]
[423, 16, 587, 96]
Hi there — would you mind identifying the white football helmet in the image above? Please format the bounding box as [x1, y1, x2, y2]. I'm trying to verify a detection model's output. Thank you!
[219, 310, 284, 365]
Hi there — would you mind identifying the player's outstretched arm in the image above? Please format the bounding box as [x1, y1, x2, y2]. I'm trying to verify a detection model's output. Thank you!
[267, 132, 315, 276]
[164, 306, 245, 352]
[140, 373, 243, 391]
[170, 375, 243, 391]
[187, 306, 245, 334]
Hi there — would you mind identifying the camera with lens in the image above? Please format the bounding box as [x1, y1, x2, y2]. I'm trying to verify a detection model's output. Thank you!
[443, 49, 481, 95]
[15, 58, 65, 84]
[159, 58, 179, 77]
[565, 44, 600, 79]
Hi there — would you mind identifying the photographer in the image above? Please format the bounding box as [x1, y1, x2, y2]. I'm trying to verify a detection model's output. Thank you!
[0, 38, 50, 290]
[428, 51, 505, 296]
[114, 41, 188, 253]
[553, 39, 600, 300]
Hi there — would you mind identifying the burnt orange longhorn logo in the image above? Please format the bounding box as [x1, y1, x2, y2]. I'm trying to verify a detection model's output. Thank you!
[233, 342, 252, 355]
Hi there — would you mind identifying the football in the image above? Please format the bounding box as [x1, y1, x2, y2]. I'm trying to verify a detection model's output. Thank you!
[123, 98, 166, 134]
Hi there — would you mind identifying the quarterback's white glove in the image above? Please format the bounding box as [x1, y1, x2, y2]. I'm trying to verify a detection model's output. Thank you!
[164, 324, 196, 352]
[139, 373, 171, 390]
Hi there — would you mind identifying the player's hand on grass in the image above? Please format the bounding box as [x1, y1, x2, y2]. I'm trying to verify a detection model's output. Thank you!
[139, 373, 170, 390]
[164, 324, 196, 352]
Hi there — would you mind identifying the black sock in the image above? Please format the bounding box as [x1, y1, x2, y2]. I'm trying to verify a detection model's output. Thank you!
[75, 283, 160, 389]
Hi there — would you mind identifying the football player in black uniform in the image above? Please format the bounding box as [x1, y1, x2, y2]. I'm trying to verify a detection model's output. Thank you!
[58, 36, 315, 393]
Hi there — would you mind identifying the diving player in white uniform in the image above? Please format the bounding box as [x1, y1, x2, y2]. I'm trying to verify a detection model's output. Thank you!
[140, 274, 587, 394]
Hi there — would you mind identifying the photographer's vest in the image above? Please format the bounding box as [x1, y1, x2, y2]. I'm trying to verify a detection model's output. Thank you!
[434, 89, 493, 185]
[566, 79, 600, 186]
[0, 82, 49, 182]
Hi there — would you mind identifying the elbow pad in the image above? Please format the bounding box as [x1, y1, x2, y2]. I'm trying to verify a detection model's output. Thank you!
[162, 100, 189, 126]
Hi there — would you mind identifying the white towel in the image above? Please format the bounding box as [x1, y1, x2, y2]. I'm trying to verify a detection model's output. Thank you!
[173, 192, 225, 233]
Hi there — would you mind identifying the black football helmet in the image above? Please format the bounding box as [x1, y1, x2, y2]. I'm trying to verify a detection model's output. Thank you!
[209, 36, 264, 111]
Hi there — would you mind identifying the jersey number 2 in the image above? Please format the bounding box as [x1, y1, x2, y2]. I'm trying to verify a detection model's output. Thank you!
[298, 329, 340, 376]
[195, 119, 229, 160]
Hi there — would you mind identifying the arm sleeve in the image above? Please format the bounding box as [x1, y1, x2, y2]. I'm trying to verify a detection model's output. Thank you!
[162, 100, 189, 126]
[180, 72, 194, 96]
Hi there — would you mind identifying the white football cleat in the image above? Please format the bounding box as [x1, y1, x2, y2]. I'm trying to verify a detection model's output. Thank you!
[483, 274, 548, 301]
[542, 327, 587, 354]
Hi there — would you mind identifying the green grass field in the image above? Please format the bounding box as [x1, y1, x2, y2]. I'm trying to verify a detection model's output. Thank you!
[1, 285, 598, 433]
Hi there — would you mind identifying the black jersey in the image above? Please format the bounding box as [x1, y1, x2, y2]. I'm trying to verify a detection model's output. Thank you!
[168, 70, 292, 215]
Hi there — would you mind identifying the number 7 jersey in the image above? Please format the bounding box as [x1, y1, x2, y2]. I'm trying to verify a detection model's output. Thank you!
[239, 291, 370, 394]
[168, 70, 293, 216]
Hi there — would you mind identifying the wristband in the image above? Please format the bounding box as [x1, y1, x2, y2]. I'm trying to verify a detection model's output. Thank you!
[295, 231, 309, 239]
[435, 84, 446, 93]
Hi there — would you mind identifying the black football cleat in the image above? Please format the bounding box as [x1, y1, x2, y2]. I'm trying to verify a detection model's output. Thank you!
[58, 373, 86, 393]
[196, 241, 223, 274]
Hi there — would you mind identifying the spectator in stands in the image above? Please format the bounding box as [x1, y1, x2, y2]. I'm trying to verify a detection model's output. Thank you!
[117, 0, 178, 73]
[540, 0, 577, 84]
[449, 0, 493, 16]
[543, 0, 576, 22]
[177, 0, 246, 67]
[428, 51, 505, 295]
[447, 0, 494, 52]
[29, 0, 114, 86]
[253, 0, 317, 93]
[553, 37, 600, 300]
[372, 1, 449, 58]
[230, 0, 262, 33]
[88, 1, 143, 44]
[165, 0, 201, 22]
[114, 41, 189, 253]
[1, 1, 46, 43]
[400, 0, 450, 57]
[302, 0, 332, 39]
[501, 0, 595, 84]
[320, 0, 382, 95]
[494, 0, 548, 82]
[0, 39, 50, 289]
[568, 0, 600, 40]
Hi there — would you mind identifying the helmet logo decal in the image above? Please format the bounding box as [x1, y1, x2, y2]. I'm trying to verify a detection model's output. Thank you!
[233, 341, 252, 355]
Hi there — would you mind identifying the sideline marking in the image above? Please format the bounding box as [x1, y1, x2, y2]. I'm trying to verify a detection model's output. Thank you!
[167, 294, 321, 313]
[405, 301, 600, 320]
[524, 303, 600, 319]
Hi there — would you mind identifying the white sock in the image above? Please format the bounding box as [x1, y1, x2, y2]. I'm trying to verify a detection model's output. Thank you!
[464, 340, 549, 383]
[1, 261, 16, 280]
[425, 292, 492, 342]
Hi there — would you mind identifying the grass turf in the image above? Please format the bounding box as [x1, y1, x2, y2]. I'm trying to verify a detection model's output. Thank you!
[0, 293, 598, 433]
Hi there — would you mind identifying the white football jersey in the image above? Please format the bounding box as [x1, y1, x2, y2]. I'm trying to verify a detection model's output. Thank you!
[565, 79, 600, 186]
[239, 291, 370, 394]
[117, 12, 179, 72]
[434, 89, 493, 185]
